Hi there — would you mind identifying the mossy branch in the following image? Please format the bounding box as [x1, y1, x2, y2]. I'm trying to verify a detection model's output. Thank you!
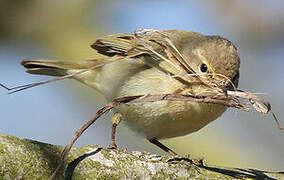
[0, 133, 283, 180]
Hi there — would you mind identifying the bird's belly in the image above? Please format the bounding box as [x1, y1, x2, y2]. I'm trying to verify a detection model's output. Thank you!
[117, 101, 226, 140]
[100, 60, 226, 139]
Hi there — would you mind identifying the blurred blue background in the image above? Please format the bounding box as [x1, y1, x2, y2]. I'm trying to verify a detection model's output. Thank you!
[0, 0, 283, 170]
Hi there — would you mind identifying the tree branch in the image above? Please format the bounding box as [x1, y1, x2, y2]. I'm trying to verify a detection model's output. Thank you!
[0, 133, 283, 180]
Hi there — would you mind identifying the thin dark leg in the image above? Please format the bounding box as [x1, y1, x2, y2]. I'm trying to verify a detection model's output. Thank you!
[149, 139, 177, 156]
[109, 123, 118, 149]
[108, 113, 122, 149]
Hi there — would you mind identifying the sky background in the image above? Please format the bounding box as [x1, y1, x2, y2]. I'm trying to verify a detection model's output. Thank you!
[0, 0, 284, 171]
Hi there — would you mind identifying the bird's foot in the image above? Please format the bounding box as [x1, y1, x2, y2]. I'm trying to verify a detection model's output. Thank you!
[108, 141, 118, 149]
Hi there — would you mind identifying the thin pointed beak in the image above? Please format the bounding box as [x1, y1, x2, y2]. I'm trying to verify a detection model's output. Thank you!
[220, 85, 228, 97]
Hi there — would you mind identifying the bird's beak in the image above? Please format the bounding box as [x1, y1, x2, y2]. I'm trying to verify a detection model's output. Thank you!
[220, 84, 228, 96]
[210, 78, 233, 96]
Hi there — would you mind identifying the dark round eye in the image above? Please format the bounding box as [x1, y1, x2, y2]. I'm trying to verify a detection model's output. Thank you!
[200, 63, 208, 73]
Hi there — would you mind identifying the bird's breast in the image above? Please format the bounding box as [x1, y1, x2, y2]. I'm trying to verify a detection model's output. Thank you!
[117, 100, 226, 139]
[99, 58, 226, 139]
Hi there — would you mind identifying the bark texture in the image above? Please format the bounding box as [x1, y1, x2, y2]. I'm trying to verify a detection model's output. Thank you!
[0, 133, 283, 180]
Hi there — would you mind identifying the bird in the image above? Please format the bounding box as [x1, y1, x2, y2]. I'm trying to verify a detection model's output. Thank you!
[21, 29, 240, 155]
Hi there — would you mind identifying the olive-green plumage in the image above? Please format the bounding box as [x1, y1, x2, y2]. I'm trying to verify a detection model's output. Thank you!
[21, 30, 240, 140]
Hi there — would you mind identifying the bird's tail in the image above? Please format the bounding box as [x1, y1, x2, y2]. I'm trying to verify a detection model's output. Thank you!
[21, 59, 104, 92]
[21, 59, 92, 76]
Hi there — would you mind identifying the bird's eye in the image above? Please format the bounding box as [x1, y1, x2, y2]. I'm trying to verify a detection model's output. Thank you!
[200, 63, 208, 73]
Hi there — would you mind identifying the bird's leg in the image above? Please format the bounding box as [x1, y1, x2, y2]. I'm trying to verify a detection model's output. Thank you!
[149, 139, 196, 164]
[149, 138, 177, 156]
[108, 113, 122, 149]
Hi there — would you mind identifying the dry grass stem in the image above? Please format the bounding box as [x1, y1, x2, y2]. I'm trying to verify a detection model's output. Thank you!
[50, 90, 278, 179]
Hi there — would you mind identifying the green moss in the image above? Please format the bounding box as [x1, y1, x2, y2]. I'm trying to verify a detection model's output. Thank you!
[0, 134, 63, 179]
[0, 133, 283, 179]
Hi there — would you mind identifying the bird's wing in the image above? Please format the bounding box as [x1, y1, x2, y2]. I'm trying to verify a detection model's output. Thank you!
[90, 30, 203, 74]
[91, 30, 201, 57]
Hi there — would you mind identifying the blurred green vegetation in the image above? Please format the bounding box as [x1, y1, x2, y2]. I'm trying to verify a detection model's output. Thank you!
[0, 0, 102, 59]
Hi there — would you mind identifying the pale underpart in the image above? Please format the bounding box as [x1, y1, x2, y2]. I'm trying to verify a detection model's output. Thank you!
[71, 57, 226, 140]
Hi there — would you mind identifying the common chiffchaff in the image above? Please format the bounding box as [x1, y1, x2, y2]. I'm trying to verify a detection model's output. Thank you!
[21, 30, 240, 153]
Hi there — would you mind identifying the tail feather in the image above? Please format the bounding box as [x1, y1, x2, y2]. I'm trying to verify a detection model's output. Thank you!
[22, 60, 76, 76]
[21, 59, 102, 76]
[22, 60, 65, 76]
[21, 59, 103, 92]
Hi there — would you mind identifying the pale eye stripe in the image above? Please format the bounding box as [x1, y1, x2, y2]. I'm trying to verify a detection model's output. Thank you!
[192, 49, 215, 73]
